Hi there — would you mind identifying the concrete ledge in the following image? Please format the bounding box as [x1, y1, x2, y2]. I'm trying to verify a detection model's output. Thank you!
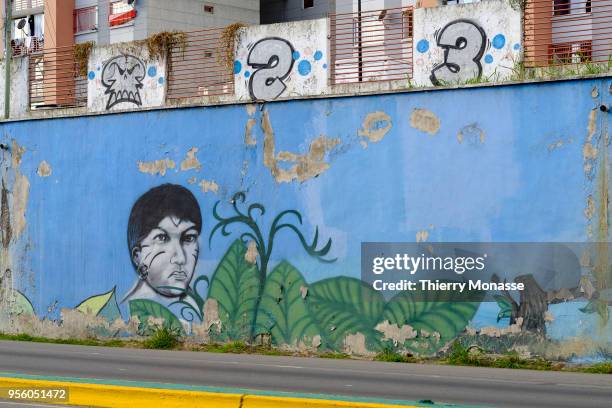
[0, 376, 426, 408]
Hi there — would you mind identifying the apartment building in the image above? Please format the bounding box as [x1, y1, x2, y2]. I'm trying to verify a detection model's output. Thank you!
[2, 0, 259, 55]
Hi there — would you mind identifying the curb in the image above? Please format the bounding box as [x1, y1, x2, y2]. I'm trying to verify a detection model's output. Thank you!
[0, 376, 421, 408]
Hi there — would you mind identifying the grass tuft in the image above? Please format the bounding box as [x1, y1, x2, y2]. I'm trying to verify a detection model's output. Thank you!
[143, 327, 181, 350]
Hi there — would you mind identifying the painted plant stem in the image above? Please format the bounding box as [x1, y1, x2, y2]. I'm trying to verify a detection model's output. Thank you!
[209, 192, 335, 341]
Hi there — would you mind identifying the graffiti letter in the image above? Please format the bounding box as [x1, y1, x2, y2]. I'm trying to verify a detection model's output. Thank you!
[247, 38, 295, 100]
[430, 20, 486, 86]
[101, 54, 146, 110]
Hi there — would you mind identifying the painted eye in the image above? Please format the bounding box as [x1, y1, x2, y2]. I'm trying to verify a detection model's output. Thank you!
[182, 234, 198, 243]
[154, 233, 169, 243]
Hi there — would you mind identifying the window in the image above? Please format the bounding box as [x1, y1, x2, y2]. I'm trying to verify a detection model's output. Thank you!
[204, 4, 214, 14]
[586, 0, 591, 13]
[74, 6, 98, 33]
[304, 0, 314, 9]
[553, 0, 570, 16]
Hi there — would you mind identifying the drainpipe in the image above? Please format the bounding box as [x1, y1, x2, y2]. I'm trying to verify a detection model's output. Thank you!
[3, 0, 11, 120]
[357, 0, 363, 82]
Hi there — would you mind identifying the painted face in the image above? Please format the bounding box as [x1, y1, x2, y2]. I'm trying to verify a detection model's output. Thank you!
[133, 216, 199, 297]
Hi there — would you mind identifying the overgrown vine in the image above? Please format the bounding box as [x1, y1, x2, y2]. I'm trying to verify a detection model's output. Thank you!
[74, 41, 95, 78]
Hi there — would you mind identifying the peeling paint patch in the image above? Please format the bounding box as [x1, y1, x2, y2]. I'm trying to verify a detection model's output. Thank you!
[591, 86, 599, 98]
[245, 118, 257, 146]
[187, 176, 197, 185]
[204, 298, 221, 333]
[299, 286, 308, 299]
[36, 161, 52, 177]
[457, 123, 485, 144]
[357, 111, 392, 146]
[343, 332, 372, 355]
[262, 111, 339, 183]
[585, 195, 595, 220]
[587, 109, 597, 143]
[10, 173, 29, 241]
[11, 140, 25, 169]
[416, 230, 429, 243]
[246, 104, 257, 116]
[375, 320, 417, 345]
[583, 142, 598, 161]
[199, 179, 219, 194]
[547, 138, 572, 152]
[180, 147, 202, 172]
[410, 108, 440, 136]
[1, 181, 11, 249]
[245, 240, 258, 264]
[137, 159, 175, 176]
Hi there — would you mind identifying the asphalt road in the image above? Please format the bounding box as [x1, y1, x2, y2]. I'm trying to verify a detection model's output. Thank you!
[0, 340, 610, 408]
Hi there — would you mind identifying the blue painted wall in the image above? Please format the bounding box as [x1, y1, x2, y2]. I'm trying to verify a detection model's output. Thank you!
[0, 77, 610, 358]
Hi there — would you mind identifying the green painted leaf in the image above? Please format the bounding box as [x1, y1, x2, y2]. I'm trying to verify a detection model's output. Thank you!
[76, 287, 121, 322]
[493, 294, 512, 322]
[129, 299, 184, 335]
[254, 261, 319, 346]
[305, 276, 384, 351]
[497, 309, 512, 322]
[383, 284, 483, 354]
[12, 291, 34, 316]
[207, 239, 260, 342]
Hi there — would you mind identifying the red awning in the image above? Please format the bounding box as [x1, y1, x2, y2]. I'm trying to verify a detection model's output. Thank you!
[109, 9, 137, 27]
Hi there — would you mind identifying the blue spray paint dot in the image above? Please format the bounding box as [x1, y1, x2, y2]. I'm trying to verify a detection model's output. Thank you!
[484, 54, 493, 64]
[87, 71, 95, 80]
[234, 60, 242, 74]
[147, 66, 157, 77]
[96, 66, 100, 71]
[292, 51, 301, 60]
[298, 60, 311, 76]
[492, 34, 506, 49]
[314, 50, 323, 61]
[158, 77, 165, 85]
[323, 63, 328, 70]
[416, 39, 429, 53]
[513, 43, 521, 50]
[245, 71, 251, 78]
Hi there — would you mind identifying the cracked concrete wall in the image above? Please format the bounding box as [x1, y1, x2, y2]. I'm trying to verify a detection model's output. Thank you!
[0, 78, 609, 360]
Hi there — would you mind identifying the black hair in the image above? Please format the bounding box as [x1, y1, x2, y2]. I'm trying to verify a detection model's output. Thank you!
[127, 184, 202, 267]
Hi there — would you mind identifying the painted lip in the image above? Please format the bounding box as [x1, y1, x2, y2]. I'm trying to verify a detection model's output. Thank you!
[169, 270, 187, 280]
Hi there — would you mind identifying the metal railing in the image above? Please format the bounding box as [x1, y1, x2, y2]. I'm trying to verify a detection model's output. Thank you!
[166, 27, 234, 100]
[329, 6, 413, 85]
[524, 0, 612, 66]
[27, 45, 87, 109]
[13, 0, 43, 12]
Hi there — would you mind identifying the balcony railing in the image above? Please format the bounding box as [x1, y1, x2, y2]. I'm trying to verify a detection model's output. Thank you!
[166, 27, 234, 100]
[329, 6, 413, 85]
[13, 0, 43, 13]
[28, 45, 87, 109]
[524, 0, 612, 66]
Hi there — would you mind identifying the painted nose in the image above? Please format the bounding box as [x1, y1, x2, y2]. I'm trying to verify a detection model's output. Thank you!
[170, 240, 186, 265]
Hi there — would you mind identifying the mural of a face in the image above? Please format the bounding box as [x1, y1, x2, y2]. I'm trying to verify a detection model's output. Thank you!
[132, 216, 199, 297]
[126, 184, 203, 300]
